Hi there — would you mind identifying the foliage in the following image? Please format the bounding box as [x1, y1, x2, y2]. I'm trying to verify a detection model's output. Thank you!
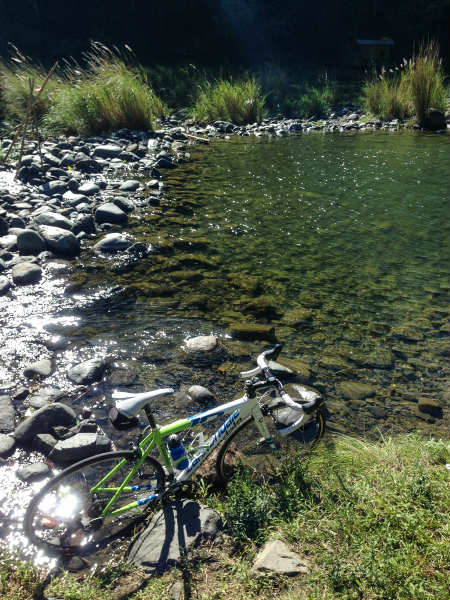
[192, 78, 267, 125]
[298, 74, 338, 117]
[44, 43, 167, 135]
[0, 551, 44, 600]
[361, 73, 411, 120]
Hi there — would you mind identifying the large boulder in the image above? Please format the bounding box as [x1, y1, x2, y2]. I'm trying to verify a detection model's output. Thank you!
[14, 402, 77, 444]
[11, 262, 42, 285]
[34, 211, 73, 231]
[95, 203, 128, 225]
[68, 358, 109, 384]
[49, 433, 111, 465]
[38, 225, 80, 256]
[128, 500, 221, 574]
[17, 229, 46, 254]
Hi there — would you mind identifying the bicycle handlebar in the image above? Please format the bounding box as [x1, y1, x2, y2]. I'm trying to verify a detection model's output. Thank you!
[240, 344, 322, 415]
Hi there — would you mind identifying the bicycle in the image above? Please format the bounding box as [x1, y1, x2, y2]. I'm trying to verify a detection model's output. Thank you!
[24, 344, 325, 556]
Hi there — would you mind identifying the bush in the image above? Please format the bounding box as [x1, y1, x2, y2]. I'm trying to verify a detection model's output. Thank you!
[44, 44, 167, 135]
[298, 75, 338, 118]
[361, 73, 411, 120]
[192, 78, 266, 124]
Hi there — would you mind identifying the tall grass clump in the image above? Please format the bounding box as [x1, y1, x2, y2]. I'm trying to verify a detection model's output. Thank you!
[361, 71, 411, 120]
[401, 40, 448, 126]
[44, 43, 168, 135]
[298, 74, 338, 117]
[0, 47, 61, 123]
[192, 78, 266, 125]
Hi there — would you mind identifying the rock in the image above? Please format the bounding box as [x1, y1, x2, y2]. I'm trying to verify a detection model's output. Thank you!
[0, 433, 15, 457]
[33, 433, 58, 455]
[49, 433, 111, 464]
[93, 233, 132, 253]
[23, 359, 53, 379]
[12, 386, 29, 401]
[16, 462, 51, 482]
[183, 336, 218, 353]
[0, 234, 17, 250]
[268, 357, 311, 383]
[418, 398, 443, 417]
[188, 385, 214, 402]
[62, 191, 89, 207]
[39, 181, 68, 196]
[11, 261, 42, 285]
[95, 203, 128, 225]
[77, 182, 100, 196]
[0, 217, 9, 235]
[128, 500, 221, 574]
[68, 358, 109, 384]
[112, 196, 134, 213]
[0, 396, 15, 433]
[250, 539, 308, 576]
[38, 225, 80, 256]
[338, 381, 377, 401]
[16, 229, 46, 254]
[422, 109, 446, 130]
[93, 144, 122, 158]
[0, 276, 11, 295]
[118, 180, 140, 191]
[14, 402, 77, 443]
[34, 211, 73, 231]
[229, 323, 276, 341]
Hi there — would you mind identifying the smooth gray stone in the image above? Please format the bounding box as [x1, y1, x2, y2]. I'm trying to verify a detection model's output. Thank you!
[112, 196, 134, 213]
[0, 395, 15, 433]
[39, 180, 68, 196]
[77, 182, 100, 196]
[16, 462, 51, 482]
[250, 539, 309, 576]
[14, 402, 77, 443]
[27, 387, 65, 409]
[183, 336, 217, 353]
[38, 225, 80, 256]
[188, 385, 214, 403]
[33, 433, 57, 454]
[49, 433, 111, 464]
[11, 262, 42, 285]
[23, 359, 53, 379]
[62, 191, 89, 207]
[72, 214, 96, 235]
[34, 211, 73, 231]
[0, 276, 11, 295]
[68, 358, 109, 384]
[94, 202, 128, 225]
[93, 144, 122, 158]
[17, 229, 46, 254]
[118, 180, 140, 192]
[128, 500, 221, 574]
[0, 433, 15, 457]
[94, 233, 132, 253]
[0, 234, 17, 250]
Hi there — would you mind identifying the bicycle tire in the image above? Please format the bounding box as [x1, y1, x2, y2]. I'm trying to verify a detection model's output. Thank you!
[24, 451, 165, 556]
[216, 408, 325, 484]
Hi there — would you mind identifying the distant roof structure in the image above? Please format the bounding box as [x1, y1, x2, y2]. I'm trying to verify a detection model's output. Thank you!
[356, 39, 395, 46]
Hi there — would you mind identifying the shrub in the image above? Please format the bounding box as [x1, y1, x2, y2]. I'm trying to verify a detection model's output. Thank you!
[45, 44, 167, 135]
[192, 78, 266, 124]
[361, 73, 411, 120]
[298, 74, 338, 118]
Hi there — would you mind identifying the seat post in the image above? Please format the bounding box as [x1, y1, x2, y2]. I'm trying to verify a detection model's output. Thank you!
[144, 405, 157, 429]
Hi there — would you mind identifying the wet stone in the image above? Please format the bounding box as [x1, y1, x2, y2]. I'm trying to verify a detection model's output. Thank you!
[11, 262, 42, 285]
[38, 225, 80, 256]
[14, 402, 77, 444]
[0, 433, 15, 457]
[119, 179, 140, 191]
[95, 202, 128, 225]
[183, 335, 218, 353]
[417, 398, 443, 418]
[338, 381, 377, 401]
[16, 229, 46, 254]
[16, 462, 51, 482]
[229, 323, 276, 341]
[23, 359, 53, 379]
[68, 357, 109, 384]
[49, 432, 112, 465]
[188, 385, 214, 403]
[0, 275, 11, 295]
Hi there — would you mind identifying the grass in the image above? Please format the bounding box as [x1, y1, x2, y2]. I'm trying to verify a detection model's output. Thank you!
[297, 74, 339, 118]
[192, 78, 267, 125]
[362, 41, 448, 125]
[1, 434, 448, 599]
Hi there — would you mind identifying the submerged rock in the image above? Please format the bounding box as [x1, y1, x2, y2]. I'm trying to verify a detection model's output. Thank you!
[229, 323, 276, 341]
[183, 335, 218, 353]
[94, 233, 132, 253]
[38, 225, 80, 256]
[338, 381, 377, 401]
[68, 357, 109, 384]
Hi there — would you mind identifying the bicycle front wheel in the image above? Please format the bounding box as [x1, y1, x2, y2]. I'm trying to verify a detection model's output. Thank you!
[216, 408, 325, 484]
[24, 451, 165, 556]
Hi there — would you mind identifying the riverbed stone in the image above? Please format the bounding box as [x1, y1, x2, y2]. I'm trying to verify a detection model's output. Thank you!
[338, 381, 377, 401]
[0, 433, 15, 457]
[0, 234, 17, 250]
[49, 433, 111, 464]
[39, 180, 68, 196]
[0, 276, 11, 295]
[68, 357, 109, 384]
[16, 462, 51, 482]
[119, 179, 140, 192]
[0, 395, 15, 433]
[269, 357, 312, 383]
[78, 182, 100, 196]
[188, 385, 214, 403]
[34, 211, 73, 231]
[250, 539, 308, 577]
[16, 229, 46, 254]
[23, 359, 53, 379]
[93, 232, 132, 253]
[38, 225, 80, 256]
[14, 402, 77, 443]
[417, 397, 443, 417]
[183, 335, 218, 353]
[128, 500, 221, 574]
[229, 323, 276, 341]
[11, 262, 42, 285]
[95, 202, 128, 225]
[33, 433, 58, 455]
[93, 144, 122, 158]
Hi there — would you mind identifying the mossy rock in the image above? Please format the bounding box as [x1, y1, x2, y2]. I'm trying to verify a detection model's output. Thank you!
[172, 237, 210, 251]
[180, 294, 210, 309]
[417, 398, 443, 417]
[229, 323, 276, 342]
[170, 253, 216, 270]
[337, 381, 377, 401]
[391, 327, 423, 343]
[297, 292, 323, 308]
[269, 357, 312, 383]
[236, 296, 281, 320]
[168, 270, 204, 282]
[319, 355, 351, 372]
[227, 272, 261, 294]
[346, 350, 394, 370]
[281, 307, 314, 327]
[129, 282, 175, 297]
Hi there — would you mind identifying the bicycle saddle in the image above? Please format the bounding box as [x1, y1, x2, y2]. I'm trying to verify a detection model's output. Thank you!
[111, 388, 175, 418]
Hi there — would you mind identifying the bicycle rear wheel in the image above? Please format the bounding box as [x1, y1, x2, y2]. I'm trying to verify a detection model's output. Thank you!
[24, 451, 165, 556]
[216, 407, 325, 484]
